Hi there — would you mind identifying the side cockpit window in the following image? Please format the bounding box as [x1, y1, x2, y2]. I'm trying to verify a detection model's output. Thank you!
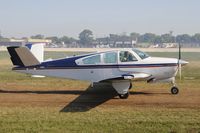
[76, 52, 118, 65]
[120, 51, 137, 62]
[103, 52, 117, 64]
[82, 55, 101, 65]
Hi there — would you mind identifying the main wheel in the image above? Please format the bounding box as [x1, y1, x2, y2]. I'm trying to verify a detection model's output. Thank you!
[171, 86, 179, 94]
[118, 92, 129, 99]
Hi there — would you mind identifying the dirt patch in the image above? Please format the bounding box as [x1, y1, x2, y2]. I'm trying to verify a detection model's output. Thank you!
[0, 83, 199, 112]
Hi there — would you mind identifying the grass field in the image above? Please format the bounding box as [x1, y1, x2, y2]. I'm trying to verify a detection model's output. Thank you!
[0, 51, 200, 133]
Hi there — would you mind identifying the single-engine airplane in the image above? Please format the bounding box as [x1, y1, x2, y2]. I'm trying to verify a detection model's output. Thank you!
[7, 43, 188, 99]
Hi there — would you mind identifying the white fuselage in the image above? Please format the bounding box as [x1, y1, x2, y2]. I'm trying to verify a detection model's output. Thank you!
[14, 49, 183, 83]
[15, 63, 177, 82]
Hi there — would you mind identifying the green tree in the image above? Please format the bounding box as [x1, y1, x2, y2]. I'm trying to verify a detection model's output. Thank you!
[46, 36, 60, 43]
[30, 34, 44, 39]
[0, 38, 9, 42]
[154, 35, 162, 44]
[176, 34, 192, 43]
[192, 33, 200, 44]
[0, 31, 4, 41]
[60, 36, 76, 44]
[109, 34, 118, 41]
[139, 33, 156, 43]
[161, 34, 175, 43]
[79, 29, 93, 45]
[130, 32, 140, 41]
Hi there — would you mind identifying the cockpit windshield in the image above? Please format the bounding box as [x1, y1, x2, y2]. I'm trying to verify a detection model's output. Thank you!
[132, 49, 149, 59]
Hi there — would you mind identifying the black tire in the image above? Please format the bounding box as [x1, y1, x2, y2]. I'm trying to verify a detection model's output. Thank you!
[171, 87, 179, 94]
[118, 92, 129, 99]
[129, 83, 132, 90]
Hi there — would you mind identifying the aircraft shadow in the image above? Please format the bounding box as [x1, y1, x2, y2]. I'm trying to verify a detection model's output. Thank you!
[0, 85, 169, 112]
[0, 84, 118, 112]
[60, 86, 170, 113]
[130, 91, 169, 95]
[0, 89, 84, 95]
[60, 84, 118, 112]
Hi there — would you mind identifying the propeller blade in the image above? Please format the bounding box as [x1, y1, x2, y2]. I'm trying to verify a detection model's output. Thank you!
[179, 42, 181, 60]
[178, 42, 182, 80]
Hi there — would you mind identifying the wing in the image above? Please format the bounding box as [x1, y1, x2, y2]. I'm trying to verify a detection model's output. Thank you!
[123, 72, 151, 80]
[100, 72, 151, 82]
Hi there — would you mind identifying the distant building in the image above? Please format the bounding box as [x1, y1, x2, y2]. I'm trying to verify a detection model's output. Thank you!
[0, 41, 22, 46]
[149, 44, 160, 48]
[95, 35, 137, 48]
[163, 43, 178, 48]
[0, 38, 52, 47]
[9, 38, 25, 42]
[26, 39, 52, 44]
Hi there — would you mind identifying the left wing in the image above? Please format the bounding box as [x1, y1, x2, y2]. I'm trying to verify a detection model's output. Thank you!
[100, 72, 151, 82]
[122, 73, 151, 80]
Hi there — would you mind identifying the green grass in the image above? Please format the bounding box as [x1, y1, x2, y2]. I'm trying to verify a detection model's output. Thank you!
[0, 51, 200, 133]
[147, 52, 200, 61]
[0, 107, 200, 133]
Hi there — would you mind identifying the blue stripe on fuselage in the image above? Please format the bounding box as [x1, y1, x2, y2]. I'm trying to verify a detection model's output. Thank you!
[41, 53, 95, 67]
[39, 63, 177, 69]
[13, 63, 177, 70]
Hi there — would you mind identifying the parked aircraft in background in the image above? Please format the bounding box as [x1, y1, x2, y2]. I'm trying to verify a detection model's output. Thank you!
[7, 43, 188, 99]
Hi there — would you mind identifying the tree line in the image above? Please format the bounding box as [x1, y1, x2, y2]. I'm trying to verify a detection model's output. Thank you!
[30, 30, 200, 47]
[1, 29, 200, 47]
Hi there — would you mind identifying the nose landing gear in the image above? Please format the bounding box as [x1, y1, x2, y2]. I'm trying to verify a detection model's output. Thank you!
[171, 77, 179, 95]
[171, 86, 179, 94]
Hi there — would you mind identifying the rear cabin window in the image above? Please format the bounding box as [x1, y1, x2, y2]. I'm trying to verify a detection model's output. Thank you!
[120, 51, 137, 62]
[82, 55, 101, 65]
[103, 52, 117, 64]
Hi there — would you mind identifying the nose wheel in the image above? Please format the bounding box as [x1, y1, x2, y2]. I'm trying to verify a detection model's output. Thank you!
[171, 86, 179, 94]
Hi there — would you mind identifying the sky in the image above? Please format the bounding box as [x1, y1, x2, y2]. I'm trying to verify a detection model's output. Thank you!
[0, 0, 200, 38]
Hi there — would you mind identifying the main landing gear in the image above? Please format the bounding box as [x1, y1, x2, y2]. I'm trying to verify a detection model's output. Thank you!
[118, 92, 129, 99]
[112, 81, 132, 99]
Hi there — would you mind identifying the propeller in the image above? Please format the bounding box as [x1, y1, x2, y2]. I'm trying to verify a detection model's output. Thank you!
[178, 42, 182, 80]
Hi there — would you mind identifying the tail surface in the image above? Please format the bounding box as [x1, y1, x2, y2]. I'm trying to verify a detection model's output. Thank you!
[25, 43, 45, 62]
[7, 46, 40, 67]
